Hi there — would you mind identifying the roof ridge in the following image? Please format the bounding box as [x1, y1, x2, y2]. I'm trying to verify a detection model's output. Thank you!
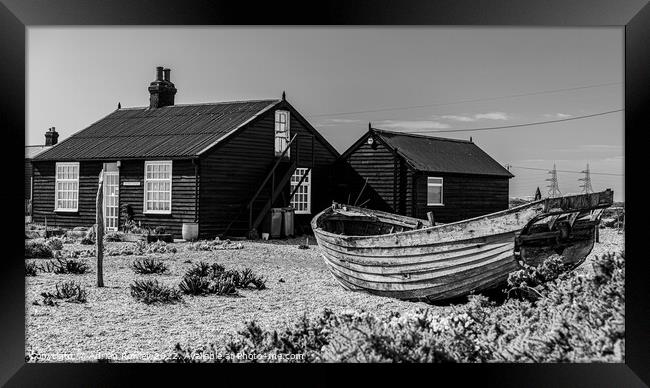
[119, 98, 280, 111]
[371, 127, 472, 143]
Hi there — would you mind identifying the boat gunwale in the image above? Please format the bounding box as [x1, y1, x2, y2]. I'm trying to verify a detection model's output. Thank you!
[311, 190, 613, 242]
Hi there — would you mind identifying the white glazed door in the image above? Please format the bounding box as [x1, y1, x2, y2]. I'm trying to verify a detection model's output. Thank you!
[103, 165, 120, 231]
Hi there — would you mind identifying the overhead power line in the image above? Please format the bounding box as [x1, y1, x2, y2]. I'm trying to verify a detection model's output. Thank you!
[307, 82, 621, 118]
[509, 165, 623, 177]
[399, 109, 623, 134]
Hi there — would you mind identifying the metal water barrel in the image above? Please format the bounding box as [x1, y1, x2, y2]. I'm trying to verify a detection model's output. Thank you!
[182, 222, 199, 241]
[270, 208, 283, 238]
[283, 207, 295, 237]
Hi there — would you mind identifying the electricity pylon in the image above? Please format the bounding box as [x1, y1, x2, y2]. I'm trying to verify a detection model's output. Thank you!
[546, 164, 562, 198]
[579, 163, 593, 194]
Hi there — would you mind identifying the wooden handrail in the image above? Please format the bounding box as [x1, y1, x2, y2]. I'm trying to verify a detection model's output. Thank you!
[251, 160, 297, 230]
[247, 134, 298, 210]
[287, 167, 311, 205]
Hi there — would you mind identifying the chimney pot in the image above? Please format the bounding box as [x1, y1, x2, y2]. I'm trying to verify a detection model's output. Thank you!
[149, 66, 177, 109]
[45, 127, 59, 146]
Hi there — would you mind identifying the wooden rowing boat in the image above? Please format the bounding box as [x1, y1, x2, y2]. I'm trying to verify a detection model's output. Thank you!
[311, 189, 613, 302]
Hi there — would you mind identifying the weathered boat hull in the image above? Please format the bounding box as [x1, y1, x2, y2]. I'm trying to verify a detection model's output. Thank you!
[311, 190, 613, 302]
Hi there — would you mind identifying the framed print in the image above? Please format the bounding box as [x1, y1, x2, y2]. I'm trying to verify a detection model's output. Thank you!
[1, 0, 647, 386]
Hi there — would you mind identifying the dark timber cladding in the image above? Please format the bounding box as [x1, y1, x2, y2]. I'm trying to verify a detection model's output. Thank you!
[198, 100, 339, 238]
[340, 128, 513, 223]
[30, 67, 340, 239]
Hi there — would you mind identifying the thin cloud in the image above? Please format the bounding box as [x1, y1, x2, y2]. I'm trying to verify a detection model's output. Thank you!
[315, 118, 362, 127]
[377, 120, 450, 130]
[440, 115, 475, 122]
[328, 118, 361, 123]
[543, 113, 572, 119]
[437, 112, 511, 122]
[475, 112, 511, 120]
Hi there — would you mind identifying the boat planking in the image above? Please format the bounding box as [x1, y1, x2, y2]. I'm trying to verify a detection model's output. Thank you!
[311, 189, 614, 301]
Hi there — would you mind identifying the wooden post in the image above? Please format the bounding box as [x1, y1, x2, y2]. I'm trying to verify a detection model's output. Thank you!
[426, 211, 435, 226]
[44, 216, 48, 239]
[353, 178, 368, 206]
[96, 170, 105, 287]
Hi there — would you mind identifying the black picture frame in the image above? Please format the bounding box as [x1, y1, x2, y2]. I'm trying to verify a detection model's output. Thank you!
[1, 0, 646, 386]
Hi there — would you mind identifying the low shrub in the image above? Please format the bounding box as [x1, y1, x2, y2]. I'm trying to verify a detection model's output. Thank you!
[25, 241, 53, 259]
[179, 262, 260, 296]
[25, 262, 38, 276]
[45, 238, 64, 251]
[507, 254, 571, 301]
[80, 237, 95, 245]
[221, 269, 241, 286]
[40, 258, 90, 275]
[185, 262, 212, 278]
[144, 241, 177, 254]
[187, 238, 244, 251]
[209, 276, 238, 296]
[130, 279, 182, 305]
[172, 314, 331, 363]
[179, 274, 212, 295]
[63, 249, 94, 259]
[229, 268, 266, 290]
[171, 251, 624, 363]
[106, 245, 137, 256]
[132, 258, 169, 275]
[153, 226, 167, 235]
[104, 232, 125, 242]
[105, 241, 178, 256]
[40, 281, 88, 306]
[250, 276, 267, 290]
[179, 267, 238, 296]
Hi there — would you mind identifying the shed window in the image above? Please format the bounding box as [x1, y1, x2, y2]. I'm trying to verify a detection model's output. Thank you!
[55, 162, 79, 212]
[274, 110, 290, 156]
[290, 168, 311, 214]
[427, 177, 444, 206]
[144, 161, 172, 214]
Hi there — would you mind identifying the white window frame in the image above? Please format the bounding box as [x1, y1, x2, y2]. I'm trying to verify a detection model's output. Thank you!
[54, 162, 80, 212]
[274, 110, 290, 157]
[290, 168, 311, 214]
[143, 160, 173, 215]
[427, 176, 444, 206]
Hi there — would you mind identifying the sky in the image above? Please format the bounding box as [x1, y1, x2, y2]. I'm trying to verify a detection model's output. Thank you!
[27, 27, 624, 201]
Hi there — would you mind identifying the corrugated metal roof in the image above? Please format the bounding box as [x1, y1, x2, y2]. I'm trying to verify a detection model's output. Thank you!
[25, 145, 52, 159]
[372, 128, 514, 178]
[34, 99, 280, 161]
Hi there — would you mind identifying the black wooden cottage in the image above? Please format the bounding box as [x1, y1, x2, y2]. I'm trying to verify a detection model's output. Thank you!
[31, 67, 339, 238]
[336, 127, 514, 223]
[25, 128, 58, 215]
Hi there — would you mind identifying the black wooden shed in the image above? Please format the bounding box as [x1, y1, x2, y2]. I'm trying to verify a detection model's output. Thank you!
[336, 127, 514, 223]
[31, 66, 339, 238]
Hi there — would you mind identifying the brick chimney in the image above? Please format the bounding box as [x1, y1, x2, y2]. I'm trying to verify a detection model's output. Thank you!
[148, 66, 177, 109]
[45, 127, 59, 146]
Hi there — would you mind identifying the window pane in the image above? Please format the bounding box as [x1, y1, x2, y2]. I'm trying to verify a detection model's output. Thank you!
[428, 186, 442, 204]
[428, 177, 443, 185]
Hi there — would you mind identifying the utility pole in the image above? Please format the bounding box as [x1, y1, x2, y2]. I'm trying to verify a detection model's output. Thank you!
[579, 163, 593, 194]
[546, 164, 561, 198]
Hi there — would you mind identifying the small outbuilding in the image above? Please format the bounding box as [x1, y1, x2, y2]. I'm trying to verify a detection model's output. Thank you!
[31, 66, 339, 238]
[336, 127, 514, 223]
